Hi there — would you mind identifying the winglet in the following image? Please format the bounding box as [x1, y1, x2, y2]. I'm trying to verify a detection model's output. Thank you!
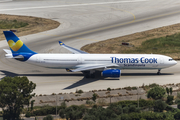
[66, 68, 72, 72]
[59, 41, 65, 46]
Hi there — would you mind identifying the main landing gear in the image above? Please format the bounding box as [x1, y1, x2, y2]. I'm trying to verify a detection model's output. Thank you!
[83, 71, 95, 78]
[157, 69, 161, 75]
[83, 71, 101, 78]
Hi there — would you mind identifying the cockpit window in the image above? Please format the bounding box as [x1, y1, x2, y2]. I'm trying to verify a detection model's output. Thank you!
[169, 59, 174, 61]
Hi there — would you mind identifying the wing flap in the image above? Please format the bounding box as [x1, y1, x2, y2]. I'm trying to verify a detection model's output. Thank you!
[71, 64, 119, 72]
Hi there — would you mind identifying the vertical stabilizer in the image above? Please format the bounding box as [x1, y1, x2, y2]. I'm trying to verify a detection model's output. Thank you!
[3, 31, 36, 54]
[3, 31, 37, 61]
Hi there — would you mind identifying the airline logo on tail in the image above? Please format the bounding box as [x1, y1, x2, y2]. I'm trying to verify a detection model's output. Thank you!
[8, 40, 23, 52]
[3, 31, 37, 61]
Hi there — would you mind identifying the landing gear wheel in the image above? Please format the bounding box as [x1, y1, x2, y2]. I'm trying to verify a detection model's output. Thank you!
[90, 73, 95, 78]
[83, 71, 95, 78]
[83, 71, 90, 78]
[157, 69, 161, 75]
[85, 74, 95, 78]
[83, 71, 96, 78]
[85, 74, 90, 78]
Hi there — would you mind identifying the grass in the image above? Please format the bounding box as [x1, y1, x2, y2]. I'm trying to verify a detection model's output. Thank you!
[81, 23, 180, 59]
[124, 33, 180, 54]
[0, 19, 28, 29]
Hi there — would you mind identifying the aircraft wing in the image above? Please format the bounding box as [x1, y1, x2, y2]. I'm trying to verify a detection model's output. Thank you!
[59, 41, 88, 54]
[67, 64, 119, 72]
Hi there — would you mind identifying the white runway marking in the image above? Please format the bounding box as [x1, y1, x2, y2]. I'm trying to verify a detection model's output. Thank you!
[0, 0, 148, 11]
[0, 0, 12, 2]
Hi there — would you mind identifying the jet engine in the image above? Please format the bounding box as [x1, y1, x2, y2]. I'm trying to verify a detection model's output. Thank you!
[102, 69, 121, 77]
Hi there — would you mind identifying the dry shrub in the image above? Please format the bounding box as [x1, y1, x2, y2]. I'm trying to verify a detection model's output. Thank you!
[51, 93, 56, 95]
[97, 98, 106, 106]
[39, 100, 43, 103]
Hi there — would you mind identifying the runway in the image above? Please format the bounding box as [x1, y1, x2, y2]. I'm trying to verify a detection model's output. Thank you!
[0, 0, 180, 95]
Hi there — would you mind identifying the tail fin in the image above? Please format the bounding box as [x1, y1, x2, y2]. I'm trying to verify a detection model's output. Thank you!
[3, 31, 36, 61]
[3, 31, 36, 54]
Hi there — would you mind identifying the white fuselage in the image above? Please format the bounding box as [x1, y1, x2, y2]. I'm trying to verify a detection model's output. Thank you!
[27, 54, 177, 70]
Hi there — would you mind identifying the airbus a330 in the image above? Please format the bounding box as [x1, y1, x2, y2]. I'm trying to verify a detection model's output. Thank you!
[3, 31, 177, 78]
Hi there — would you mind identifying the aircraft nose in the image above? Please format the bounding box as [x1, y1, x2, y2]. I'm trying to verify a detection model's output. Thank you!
[174, 61, 177, 65]
[171, 60, 177, 66]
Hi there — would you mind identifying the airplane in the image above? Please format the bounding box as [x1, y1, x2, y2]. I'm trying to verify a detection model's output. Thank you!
[3, 31, 177, 78]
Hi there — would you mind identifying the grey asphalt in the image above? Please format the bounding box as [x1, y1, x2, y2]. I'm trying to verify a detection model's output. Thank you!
[0, 0, 180, 95]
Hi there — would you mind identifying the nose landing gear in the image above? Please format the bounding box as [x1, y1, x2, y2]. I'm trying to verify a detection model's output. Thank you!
[157, 69, 161, 75]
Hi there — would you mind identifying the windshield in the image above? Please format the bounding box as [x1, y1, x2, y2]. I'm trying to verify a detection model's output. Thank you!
[169, 59, 174, 61]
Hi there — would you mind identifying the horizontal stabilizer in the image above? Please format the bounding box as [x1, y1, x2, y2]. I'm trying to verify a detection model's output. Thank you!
[3, 49, 12, 54]
[3, 49, 24, 59]
[3, 49, 13, 58]
[5, 54, 24, 59]
[13, 55, 24, 59]
[5, 54, 13, 58]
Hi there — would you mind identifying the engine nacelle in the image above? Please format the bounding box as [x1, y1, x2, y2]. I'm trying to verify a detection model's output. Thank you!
[102, 69, 121, 77]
